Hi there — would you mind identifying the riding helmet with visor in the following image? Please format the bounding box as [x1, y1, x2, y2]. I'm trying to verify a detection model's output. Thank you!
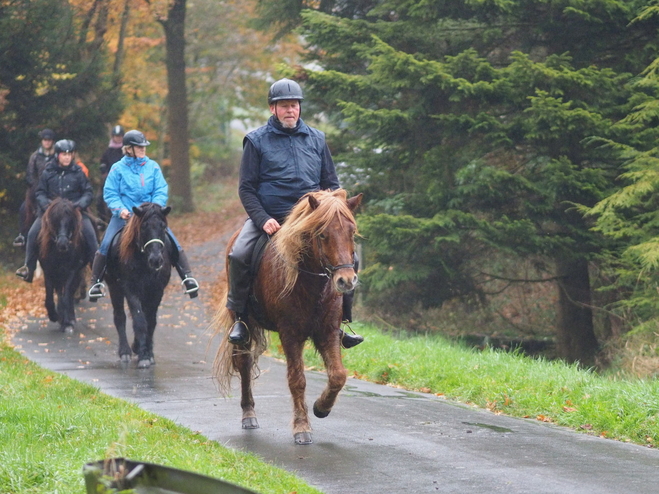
[111, 125, 125, 136]
[123, 130, 150, 147]
[54, 139, 76, 156]
[267, 78, 304, 104]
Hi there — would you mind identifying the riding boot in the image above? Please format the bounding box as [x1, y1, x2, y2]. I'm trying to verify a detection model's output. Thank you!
[228, 314, 250, 345]
[173, 249, 199, 298]
[226, 255, 252, 345]
[340, 290, 364, 348]
[88, 252, 107, 302]
[15, 265, 33, 283]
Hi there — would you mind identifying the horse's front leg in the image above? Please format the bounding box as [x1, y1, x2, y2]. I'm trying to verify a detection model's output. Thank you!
[109, 286, 130, 362]
[44, 277, 57, 323]
[281, 334, 312, 445]
[232, 346, 258, 429]
[126, 293, 150, 368]
[312, 323, 347, 419]
[143, 294, 161, 365]
[59, 272, 78, 333]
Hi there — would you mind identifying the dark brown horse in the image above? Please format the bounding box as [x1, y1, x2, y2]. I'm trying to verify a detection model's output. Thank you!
[37, 198, 88, 333]
[105, 203, 172, 368]
[213, 189, 362, 445]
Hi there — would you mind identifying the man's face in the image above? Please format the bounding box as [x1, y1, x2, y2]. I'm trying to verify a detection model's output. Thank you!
[270, 100, 300, 129]
[42, 138, 54, 151]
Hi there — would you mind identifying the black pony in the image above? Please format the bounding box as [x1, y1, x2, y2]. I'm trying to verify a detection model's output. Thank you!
[37, 198, 89, 333]
[105, 202, 172, 368]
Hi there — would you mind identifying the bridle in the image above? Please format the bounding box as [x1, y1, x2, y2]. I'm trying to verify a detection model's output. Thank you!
[298, 235, 354, 279]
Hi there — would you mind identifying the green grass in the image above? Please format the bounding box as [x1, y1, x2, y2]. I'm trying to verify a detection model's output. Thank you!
[0, 343, 323, 494]
[269, 323, 659, 447]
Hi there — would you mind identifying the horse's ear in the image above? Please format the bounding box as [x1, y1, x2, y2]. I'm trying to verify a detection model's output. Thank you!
[308, 194, 320, 210]
[162, 206, 172, 216]
[347, 193, 363, 212]
[133, 206, 144, 217]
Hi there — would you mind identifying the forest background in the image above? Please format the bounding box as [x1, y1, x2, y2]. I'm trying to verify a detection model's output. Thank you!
[3, 0, 659, 374]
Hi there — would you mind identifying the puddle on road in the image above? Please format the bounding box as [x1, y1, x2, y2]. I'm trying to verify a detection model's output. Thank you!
[343, 385, 430, 400]
[462, 422, 513, 433]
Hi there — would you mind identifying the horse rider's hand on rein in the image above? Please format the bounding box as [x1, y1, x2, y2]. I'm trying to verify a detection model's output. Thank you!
[263, 218, 281, 236]
[120, 209, 131, 220]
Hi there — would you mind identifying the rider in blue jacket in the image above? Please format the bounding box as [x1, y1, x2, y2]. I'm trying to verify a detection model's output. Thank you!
[227, 78, 362, 348]
[87, 130, 200, 301]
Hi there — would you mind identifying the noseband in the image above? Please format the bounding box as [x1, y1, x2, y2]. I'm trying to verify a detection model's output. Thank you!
[141, 238, 165, 253]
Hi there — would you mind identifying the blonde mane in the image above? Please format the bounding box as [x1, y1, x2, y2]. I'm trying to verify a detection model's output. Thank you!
[272, 189, 356, 295]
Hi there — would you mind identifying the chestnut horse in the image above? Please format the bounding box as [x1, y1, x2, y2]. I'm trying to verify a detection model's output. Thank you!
[38, 198, 88, 333]
[213, 189, 362, 445]
[105, 203, 172, 368]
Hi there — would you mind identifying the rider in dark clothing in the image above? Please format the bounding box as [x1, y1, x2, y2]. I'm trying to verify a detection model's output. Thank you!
[97, 125, 125, 222]
[13, 128, 56, 247]
[16, 140, 98, 283]
[227, 78, 363, 348]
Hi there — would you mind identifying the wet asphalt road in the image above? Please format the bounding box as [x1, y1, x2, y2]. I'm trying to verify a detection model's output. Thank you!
[11, 231, 659, 494]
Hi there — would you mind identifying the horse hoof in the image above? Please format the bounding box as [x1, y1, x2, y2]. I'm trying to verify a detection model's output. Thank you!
[149, 357, 155, 365]
[242, 417, 259, 429]
[294, 432, 313, 445]
[61, 325, 74, 334]
[137, 359, 151, 369]
[120, 354, 131, 363]
[313, 402, 330, 418]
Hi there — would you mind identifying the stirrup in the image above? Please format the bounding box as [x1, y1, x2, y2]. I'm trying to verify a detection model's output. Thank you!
[13, 234, 25, 247]
[340, 321, 364, 349]
[181, 276, 199, 294]
[88, 282, 106, 300]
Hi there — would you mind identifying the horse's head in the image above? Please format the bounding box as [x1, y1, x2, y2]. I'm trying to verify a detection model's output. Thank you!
[274, 189, 362, 295]
[308, 191, 362, 294]
[120, 203, 171, 270]
[39, 198, 82, 256]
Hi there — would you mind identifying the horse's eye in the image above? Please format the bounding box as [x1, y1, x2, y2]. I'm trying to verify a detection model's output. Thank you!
[319, 233, 327, 240]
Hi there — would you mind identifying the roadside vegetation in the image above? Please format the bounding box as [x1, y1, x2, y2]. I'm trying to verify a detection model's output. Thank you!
[0, 275, 321, 494]
[269, 325, 659, 448]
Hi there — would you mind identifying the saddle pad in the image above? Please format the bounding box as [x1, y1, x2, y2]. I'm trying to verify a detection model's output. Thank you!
[249, 233, 270, 277]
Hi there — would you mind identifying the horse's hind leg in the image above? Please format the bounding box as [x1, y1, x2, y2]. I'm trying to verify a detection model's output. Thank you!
[233, 347, 258, 429]
[281, 334, 313, 445]
[312, 330, 347, 419]
[109, 287, 131, 362]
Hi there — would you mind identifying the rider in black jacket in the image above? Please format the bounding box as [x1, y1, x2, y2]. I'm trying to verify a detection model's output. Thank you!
[226, 78, 363, 348]
[16, 140, 98, 283]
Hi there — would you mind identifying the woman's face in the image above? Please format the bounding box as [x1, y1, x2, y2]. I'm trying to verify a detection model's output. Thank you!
[131, 146, 146, 158]
[58, 151, 73, 167]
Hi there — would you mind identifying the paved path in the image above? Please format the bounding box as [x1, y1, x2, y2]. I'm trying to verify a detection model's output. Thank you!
[12, 232, 659, 494]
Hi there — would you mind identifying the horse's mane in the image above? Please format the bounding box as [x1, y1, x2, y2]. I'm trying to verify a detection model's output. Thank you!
[38, 198, 82, 256]
[272, 189, 356, 295]
[119, 203, 167, 263]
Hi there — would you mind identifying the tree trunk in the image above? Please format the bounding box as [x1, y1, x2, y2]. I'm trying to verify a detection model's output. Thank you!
[159, 0, 193, 212]
[555, 257, 598, 365]
[113, 0, 130, 78]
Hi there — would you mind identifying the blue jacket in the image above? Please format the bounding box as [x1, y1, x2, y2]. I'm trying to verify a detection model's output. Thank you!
[103, 155, 168, 217]
[239, 116, 340, 228]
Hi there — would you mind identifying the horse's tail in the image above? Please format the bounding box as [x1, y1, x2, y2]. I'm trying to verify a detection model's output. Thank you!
[211, 265, 267, 397]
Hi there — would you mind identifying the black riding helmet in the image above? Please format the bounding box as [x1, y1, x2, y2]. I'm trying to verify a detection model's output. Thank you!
[54, 139, 76, 156]
[123, 130, 150, 147]
[39, 128, 55, 140]
[111, 125, 125, 136]
[267, 78, 304, 104]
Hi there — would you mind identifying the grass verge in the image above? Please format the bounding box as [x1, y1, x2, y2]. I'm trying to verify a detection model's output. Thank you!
[269, 323, 659, 448]
[0, 341, 323, 494]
